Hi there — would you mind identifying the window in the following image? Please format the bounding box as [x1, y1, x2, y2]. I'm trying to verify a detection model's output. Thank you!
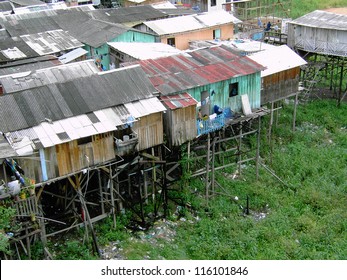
[213, 29, 221, 40]
[229, 82, 239, 97]
[167, 37, 175, 47]
[211, 0, 216, 7]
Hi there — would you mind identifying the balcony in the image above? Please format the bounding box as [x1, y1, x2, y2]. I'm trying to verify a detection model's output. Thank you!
[115, 132, 138, 156]
[197, 113, 225, 136]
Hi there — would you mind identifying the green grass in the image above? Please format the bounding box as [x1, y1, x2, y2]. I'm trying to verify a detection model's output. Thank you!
[291, 0, 347, 18]
[93, 99, 346, 260]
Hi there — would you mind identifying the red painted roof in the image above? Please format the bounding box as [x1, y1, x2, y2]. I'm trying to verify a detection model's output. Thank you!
[130, 45, 265, 95]
[160, 92, 197, 110]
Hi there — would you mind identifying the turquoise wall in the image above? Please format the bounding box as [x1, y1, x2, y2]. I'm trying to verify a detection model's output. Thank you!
[186, 72, 261, 114]
[84, 30, 157, 71]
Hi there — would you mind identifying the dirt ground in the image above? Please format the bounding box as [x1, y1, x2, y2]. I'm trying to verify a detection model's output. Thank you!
[323, 7, 347, 15]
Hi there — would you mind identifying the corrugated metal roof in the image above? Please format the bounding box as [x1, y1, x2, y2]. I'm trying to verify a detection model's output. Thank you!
[58, 47, 88, 64]
[10, 0, 44, 6]
[290, 10, 347, 30]
[53, 11, 129, 48]
[0, 65, 158, 132]
[20, 29, 84, 56]
[0, 55, 59, 76]
[0, 1, 14, 12]
[88, 6, 167, 25]
[5, 96, 165, 154]
[144, 10, 242, 36]
[108, 42, 182, 60]
[248, 45, 307, 77]
[1, 12, 61, 37]
[160, 92, 197, 110]
[0, 37, 38, 63]
[0, 133, 17, 159]
[130, 45, 265, 95]
[0, 60, 99, 93]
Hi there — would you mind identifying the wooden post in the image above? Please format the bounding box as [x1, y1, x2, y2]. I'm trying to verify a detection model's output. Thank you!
[163, 162, 168, 218]
[293, 93, 299, 131]
[187, 141, 191, 172]
[152, 147, 157, 205]
[206, 133, 211, 201]
[108, 166, 117, 228]
[77, 187, 101, 257]
[211, 137, 216, 195]
[97, 169, 104, 214]
[256, 115, 261, 180]
[268, 101, 274, 142]
[337, 62, 344, 107]
[238, 123, 242, 175]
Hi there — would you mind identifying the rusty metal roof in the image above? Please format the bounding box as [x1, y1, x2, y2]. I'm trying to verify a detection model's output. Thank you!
[131, 45, 265, 95]
[160, 92, 197, 110]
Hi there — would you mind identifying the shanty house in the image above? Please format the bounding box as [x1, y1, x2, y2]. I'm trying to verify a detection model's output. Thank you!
[143, 10, 241, 50]
[129, 45, 265, 146]
[247, 44, 307, 104]
[0, 65, 166, 183]
[287, 10, 347, 57]
[53, 9, 158, 70]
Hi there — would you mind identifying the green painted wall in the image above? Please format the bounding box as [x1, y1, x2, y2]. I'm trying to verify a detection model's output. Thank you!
[185, 72, 261, 114]
[84, 30, 156, 71]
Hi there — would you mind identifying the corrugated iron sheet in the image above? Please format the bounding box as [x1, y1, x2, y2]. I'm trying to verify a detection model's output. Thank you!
[0, 65, 159, 133]
[131, 45, 265, 95]
[0, 37, 38, 63]
[0, 60, 99, 93]
[88, 5, 167, 25]
[20, 30, 84, 56]
[248, 45, 307, 77]
[160, 93, 197, 110]
[144, 10, 241, 36]
[6, 97, 166, 154]
[290, 10, 347, 30]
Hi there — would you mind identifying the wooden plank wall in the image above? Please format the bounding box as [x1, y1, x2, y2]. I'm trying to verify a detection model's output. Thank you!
[15, 133, 116, 182]
[133, 112, 164, 151]
[261, 67, 300, 104]
[166, 106, 197, 147]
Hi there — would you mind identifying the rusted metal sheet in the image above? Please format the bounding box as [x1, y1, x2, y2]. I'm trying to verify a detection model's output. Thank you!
[133, 45, 265, 96]
[160, 92, 197, 110]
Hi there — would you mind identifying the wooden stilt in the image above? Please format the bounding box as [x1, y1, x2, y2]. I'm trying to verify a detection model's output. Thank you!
[109, 166, 117, 229]
[293, 93, 299, 131]
[256, 115, 261, 180]
[238, 123, 242, 175]
[211, 136, 216, 195]
[206, 133, 211, 201]
[269, 101, 274, 142]
[98, 170, 105, 214]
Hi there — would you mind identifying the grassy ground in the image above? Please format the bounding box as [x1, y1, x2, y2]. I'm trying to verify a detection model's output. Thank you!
[291, 0, 347, 18]
[85, 99, 346, 260]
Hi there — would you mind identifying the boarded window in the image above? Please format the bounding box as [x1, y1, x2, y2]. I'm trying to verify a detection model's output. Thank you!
[229, 82, 239, 97]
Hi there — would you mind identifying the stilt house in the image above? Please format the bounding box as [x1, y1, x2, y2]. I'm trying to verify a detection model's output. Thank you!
[127, 45, 265, 147]
[0, 65, 166, 184]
